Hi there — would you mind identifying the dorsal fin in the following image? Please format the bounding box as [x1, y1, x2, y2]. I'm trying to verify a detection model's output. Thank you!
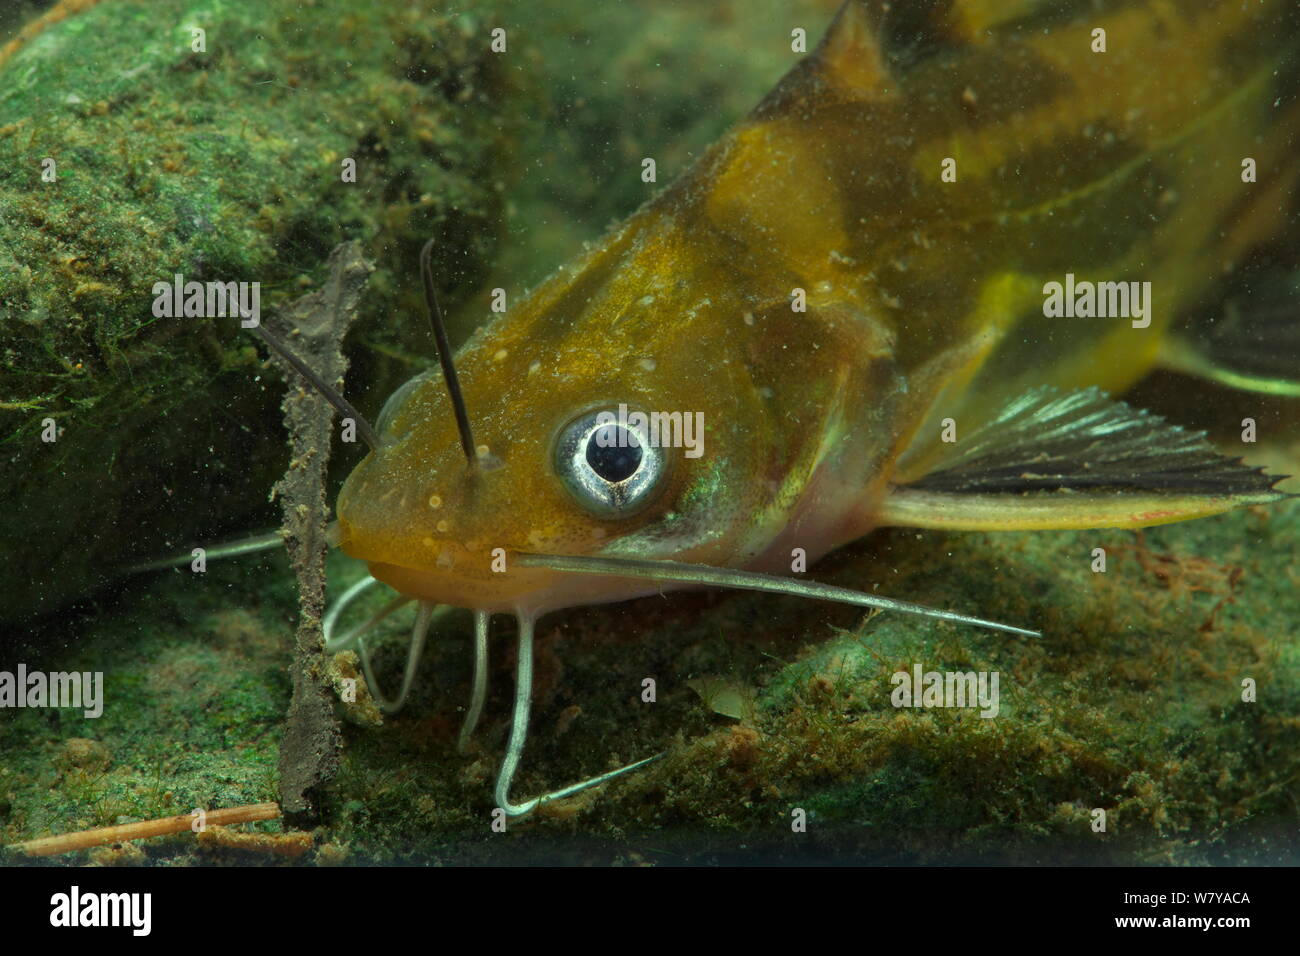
[827, 0, 976, 69]
[774, 0, 974, 111]
[750, 0, 1012, 119]
[747, 0, 897, 116]
[812, 0, 893, 95]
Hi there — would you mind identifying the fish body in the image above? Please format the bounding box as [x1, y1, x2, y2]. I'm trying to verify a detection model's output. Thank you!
[336, 0, 1299, 618]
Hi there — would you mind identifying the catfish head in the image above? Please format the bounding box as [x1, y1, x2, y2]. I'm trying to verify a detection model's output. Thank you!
[335, 230, 904, 619]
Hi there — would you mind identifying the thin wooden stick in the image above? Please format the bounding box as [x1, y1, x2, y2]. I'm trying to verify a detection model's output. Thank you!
[10, 802, 281, 857]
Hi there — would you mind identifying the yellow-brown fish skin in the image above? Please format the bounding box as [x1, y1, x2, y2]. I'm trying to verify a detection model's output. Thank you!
[337, 0, 1300, 614]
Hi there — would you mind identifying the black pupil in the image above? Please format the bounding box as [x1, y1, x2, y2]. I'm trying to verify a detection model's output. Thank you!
[586, 426, 643, 482]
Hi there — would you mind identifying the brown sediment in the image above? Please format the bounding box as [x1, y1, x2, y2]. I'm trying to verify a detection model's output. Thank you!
[197, 825, 314, 859]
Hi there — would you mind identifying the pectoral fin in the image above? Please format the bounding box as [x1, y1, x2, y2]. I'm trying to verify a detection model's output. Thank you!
[879, 387, 1289, 531]
[1164, 299, 1300, 400]
[1160, 270, 1300, 397]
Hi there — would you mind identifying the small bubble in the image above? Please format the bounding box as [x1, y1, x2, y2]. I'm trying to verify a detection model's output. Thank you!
[743, 312, 755, 326]
[428, 494, 442, 510]
[493, 349, 508, 362]
[436, 520, 450, 533]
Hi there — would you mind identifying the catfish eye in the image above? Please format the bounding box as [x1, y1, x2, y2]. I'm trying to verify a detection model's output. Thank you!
[555, 408, 668, 518]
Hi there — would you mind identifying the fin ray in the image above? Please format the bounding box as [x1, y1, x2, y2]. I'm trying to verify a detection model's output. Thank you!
[881, 386, 1288, 531]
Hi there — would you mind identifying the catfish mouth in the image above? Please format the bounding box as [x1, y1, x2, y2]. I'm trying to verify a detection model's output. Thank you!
[335, 507, 674, 615]
[352, 539, 1042, 637]
[358, 552, 668, 618]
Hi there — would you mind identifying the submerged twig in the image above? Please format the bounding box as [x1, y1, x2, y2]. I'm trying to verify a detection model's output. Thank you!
[197, 824, 314, 859]
[11, 802, 281, 857]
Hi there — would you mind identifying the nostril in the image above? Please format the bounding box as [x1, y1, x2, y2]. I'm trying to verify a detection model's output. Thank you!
[474, 446, 505, 471]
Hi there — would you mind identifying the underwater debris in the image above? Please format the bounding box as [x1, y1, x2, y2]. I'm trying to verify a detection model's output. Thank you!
[11, 802, 281, 857]
[263, 242, 372, 825]
[197, 824, 314, 860]
[687, 676, 758, 721]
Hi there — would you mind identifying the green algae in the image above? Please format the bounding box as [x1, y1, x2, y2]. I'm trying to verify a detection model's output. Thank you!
[0, 0, 513, 620]
[0, 552, 293, 864]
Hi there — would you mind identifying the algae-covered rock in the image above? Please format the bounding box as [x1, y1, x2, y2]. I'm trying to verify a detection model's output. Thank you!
[0, 0, 513, 620]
